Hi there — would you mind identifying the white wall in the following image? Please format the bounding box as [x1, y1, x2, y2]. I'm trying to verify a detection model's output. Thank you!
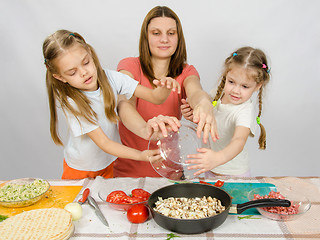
[1, 0, 319, 180]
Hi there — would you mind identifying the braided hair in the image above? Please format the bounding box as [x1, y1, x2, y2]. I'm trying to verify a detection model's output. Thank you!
[213, 46, 270, 149]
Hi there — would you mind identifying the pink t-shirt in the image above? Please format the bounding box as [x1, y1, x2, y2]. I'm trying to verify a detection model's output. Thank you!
[114, 57, 200, 177]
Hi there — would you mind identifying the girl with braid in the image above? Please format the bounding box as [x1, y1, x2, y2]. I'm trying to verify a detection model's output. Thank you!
[181, 46, 270, 177]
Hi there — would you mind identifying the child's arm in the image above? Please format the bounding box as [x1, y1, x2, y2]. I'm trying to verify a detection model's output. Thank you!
[86, 127, 162, 162]
[117, 95, 180, 139]
[133, 77, 181, 105]
[186, 126, 250, 175]
[181, 98, 194, 121]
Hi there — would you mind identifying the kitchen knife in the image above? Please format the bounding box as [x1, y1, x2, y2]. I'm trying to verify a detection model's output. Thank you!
[87, 195, 109, 227]
[78, 188, 90, 204]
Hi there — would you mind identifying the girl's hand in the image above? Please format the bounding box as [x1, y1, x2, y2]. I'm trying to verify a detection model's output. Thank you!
[140, 149, 162, 162]
[192, 99, 219, 143]
[181, 99, 193, 121]
[144, 115, 181, 139]
[186, 148, 225, 175]
[153, 77, 181, 94]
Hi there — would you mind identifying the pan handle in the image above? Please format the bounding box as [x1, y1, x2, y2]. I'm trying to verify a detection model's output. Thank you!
[236, 198, 291, 214]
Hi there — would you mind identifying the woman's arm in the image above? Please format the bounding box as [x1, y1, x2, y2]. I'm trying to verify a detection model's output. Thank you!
[87, 127, 161, 162]
[117, 70, 180, 139]
[183, 75, 218, 143]
[186, 126, 250, 175]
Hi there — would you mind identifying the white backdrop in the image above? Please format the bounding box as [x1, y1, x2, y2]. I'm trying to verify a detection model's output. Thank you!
[1, 0, 319, 180]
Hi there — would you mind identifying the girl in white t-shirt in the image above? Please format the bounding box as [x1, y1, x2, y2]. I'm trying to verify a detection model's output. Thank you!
[181, 46, 270, 177]
[43, 30, 181, 179]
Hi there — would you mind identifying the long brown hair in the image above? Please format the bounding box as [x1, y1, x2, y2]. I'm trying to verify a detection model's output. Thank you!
[43, 29, 118, 145]
[139, 6, 187, 85]
[213, 46, 270, 149]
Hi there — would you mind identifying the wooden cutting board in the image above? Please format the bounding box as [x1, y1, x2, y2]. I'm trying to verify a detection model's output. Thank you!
[0, 186, 82, 217]
[206, 182, 276, 215]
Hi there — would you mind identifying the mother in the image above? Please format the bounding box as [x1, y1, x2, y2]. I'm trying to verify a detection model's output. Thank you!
[114, 6, 218, 177]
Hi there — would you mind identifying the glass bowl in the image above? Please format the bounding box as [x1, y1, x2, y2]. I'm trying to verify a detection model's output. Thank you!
[248, 186, 311, 221]
[0, 178, 50, 208]
[98, 189, 148, 211]
[148, 122, 210, 181]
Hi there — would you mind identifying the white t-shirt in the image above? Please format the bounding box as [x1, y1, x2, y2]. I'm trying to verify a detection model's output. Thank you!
[63, 69, 139, 171]
[209, 98, 256, 175]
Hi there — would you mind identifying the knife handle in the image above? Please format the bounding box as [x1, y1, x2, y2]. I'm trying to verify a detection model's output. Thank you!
[78, 188, 90, 204]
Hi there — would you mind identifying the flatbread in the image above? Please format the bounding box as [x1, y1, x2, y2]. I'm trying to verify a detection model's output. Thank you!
[0, 208, 74, 240]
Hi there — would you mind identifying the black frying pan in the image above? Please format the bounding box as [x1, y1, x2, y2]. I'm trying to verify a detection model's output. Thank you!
[148, 183, 290, 234]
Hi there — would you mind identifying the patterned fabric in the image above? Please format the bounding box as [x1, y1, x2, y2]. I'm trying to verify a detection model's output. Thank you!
[1, 176, 319, 239]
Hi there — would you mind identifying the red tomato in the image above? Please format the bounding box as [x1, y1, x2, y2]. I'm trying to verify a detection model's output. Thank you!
[127, 204, 149, 223]
[214, 180, 224, 187]
[131, 188, 151, 201]
[123, 196, 142, 203]
[106, 190, 127, 204]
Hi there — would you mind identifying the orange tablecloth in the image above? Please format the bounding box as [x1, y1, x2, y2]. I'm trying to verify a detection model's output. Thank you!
[0, 185, 82, 217]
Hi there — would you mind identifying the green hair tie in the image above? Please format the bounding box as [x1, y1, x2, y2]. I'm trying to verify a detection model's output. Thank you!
[69, 33, 75, 36]
[212, 101, 217, 107]
[256, 116, 261, 125]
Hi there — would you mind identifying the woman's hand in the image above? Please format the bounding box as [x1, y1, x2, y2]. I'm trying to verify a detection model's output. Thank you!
[186, 148, 225, 176]
[181, 98, 219, 143]
[153, 77, 181, 94]
[192, 99, 219, 143]
[180, 99, 193, 121]
[183, 75, 218, 143]
[143, 115, 181, 140]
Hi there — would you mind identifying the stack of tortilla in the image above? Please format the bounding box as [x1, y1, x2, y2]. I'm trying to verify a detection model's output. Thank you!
[0, 208, 74, 240]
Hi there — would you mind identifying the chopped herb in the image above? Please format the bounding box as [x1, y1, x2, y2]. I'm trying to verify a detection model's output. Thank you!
[0, 215, 8, 222]
[166, 233, 180, 240]
[238, 215, 261, 220]
[168, 180, 190, 184]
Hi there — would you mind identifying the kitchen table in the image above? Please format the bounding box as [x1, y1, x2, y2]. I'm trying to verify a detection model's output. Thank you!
[1, 176, 319, 240]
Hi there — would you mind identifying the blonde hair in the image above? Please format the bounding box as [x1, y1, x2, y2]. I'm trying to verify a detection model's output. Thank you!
[213, 46, 270, 149]
[43, 29, 118, 145]
[139, 6, 187, 85]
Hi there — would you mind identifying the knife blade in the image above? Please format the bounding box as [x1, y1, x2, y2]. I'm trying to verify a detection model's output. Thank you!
[87, 195, 109, 227]
[78, 188, 90, 204]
